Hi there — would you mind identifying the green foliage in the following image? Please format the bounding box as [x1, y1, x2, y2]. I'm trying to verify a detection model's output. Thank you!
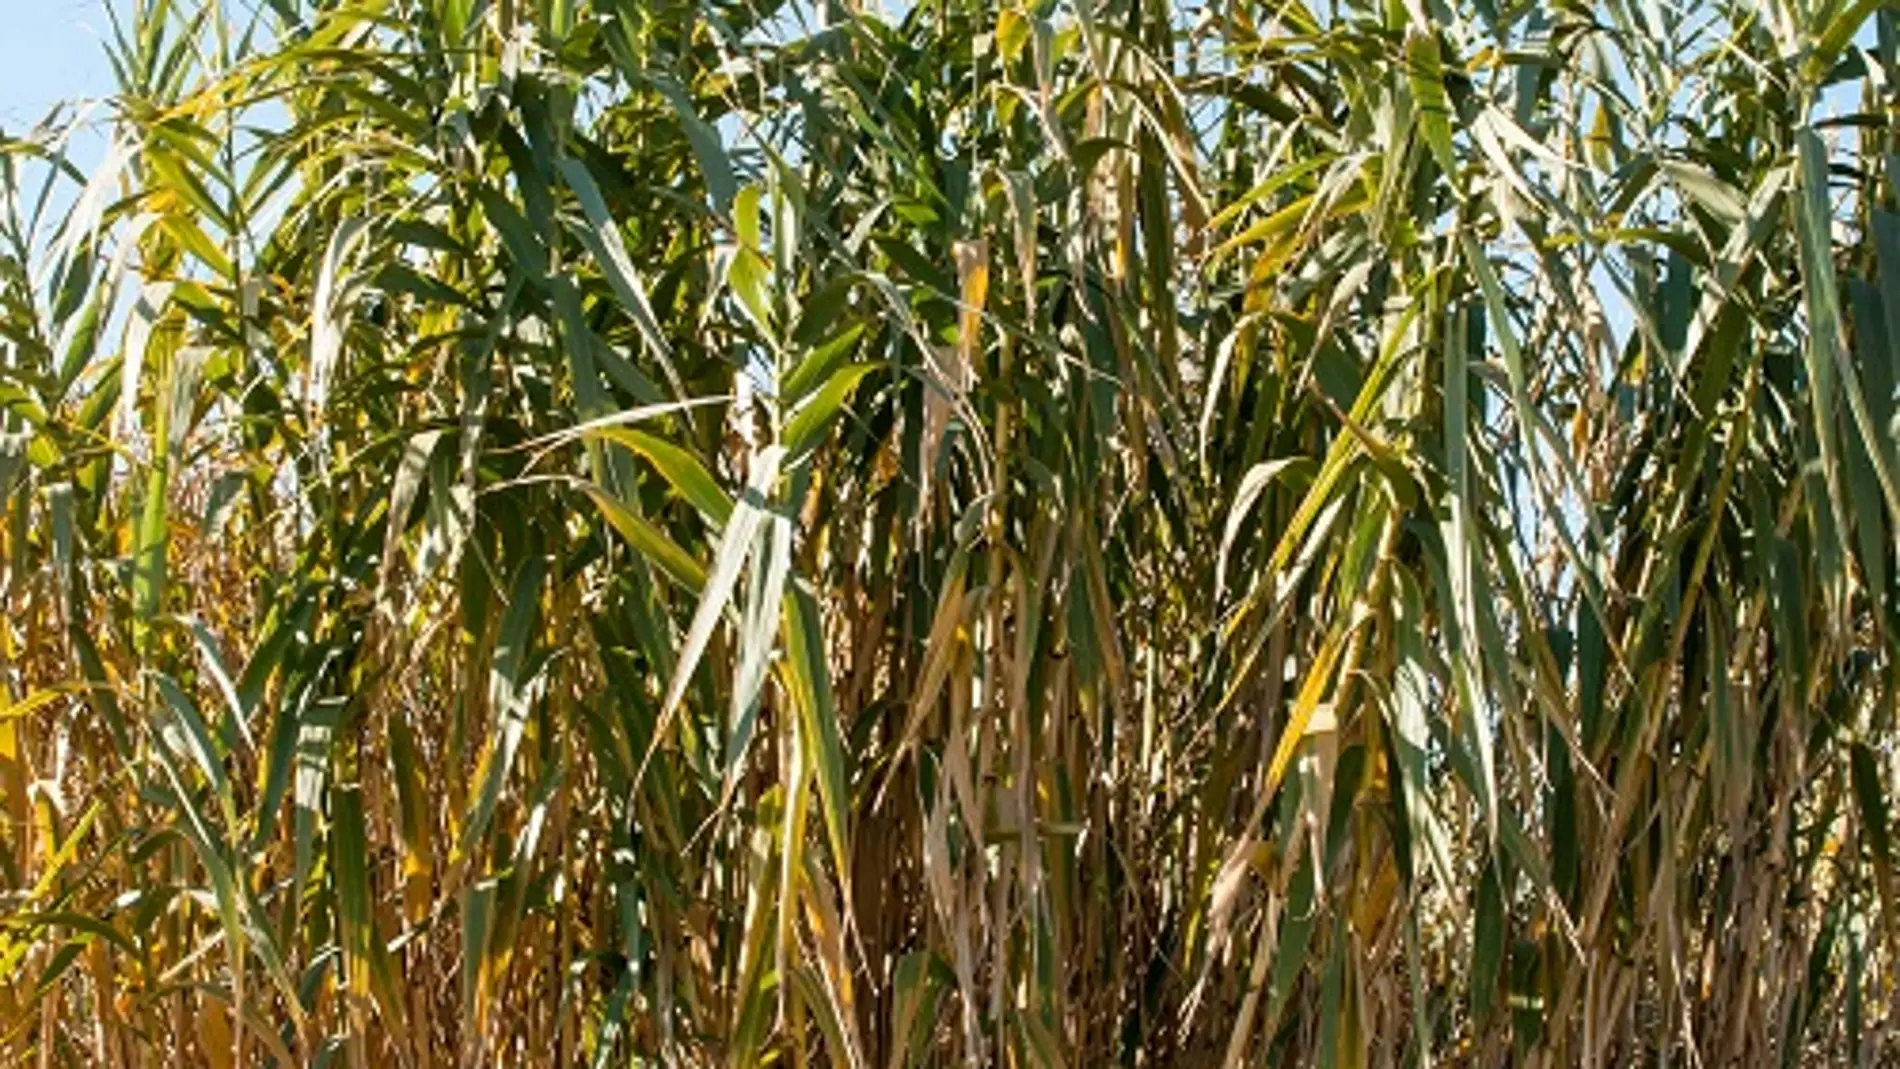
[2, 0, 1899, 1064]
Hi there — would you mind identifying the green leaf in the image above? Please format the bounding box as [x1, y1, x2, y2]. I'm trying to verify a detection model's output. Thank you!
[331, 783, 374, 999]
[583, 483, 708, 591]
[1217, 457, 1314, 599]
[784, 580, 851, 877]
[1406, 29, 1457, 176]
[648, 73, 738, 215]
[556, 156, 682, 390]
[783, 363, 877, 463]
[459, 556, 549, 857]
[1472, 859, 1504, 1022]
[151, 671, 234, 827]
[1850, 742, 1894, 871]
[726, 500, 790, 781]
[643, 445, 784, 785]
[1661, 160, 1746, 226]
[588, 426, 733, 526]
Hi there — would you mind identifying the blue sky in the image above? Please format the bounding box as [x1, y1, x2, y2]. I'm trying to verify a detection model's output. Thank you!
[0, 0, 116, 133]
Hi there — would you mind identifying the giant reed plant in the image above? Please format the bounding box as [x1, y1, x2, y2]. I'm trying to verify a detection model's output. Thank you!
[2, 0, 1899, 1064]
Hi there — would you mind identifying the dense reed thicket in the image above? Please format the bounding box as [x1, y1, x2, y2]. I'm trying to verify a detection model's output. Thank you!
[3, 0, 1899, 1064]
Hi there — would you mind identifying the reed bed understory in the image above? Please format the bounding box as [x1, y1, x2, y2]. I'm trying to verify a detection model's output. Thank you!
[3, 0, 1900, 1064]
